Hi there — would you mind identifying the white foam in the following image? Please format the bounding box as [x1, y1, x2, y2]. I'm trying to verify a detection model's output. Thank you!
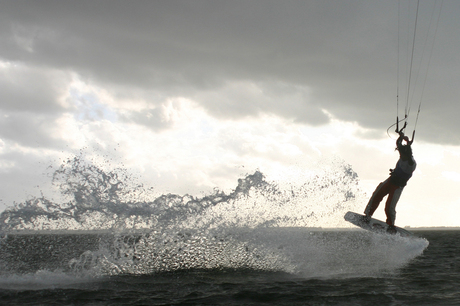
[0, 270, 99, 290]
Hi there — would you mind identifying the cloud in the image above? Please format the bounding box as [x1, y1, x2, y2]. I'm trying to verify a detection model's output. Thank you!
[194, 80, 329, 125]
[0, 1, 460, 226]
[0, 112, 64, 148]
[0, 1, 457, 145]
[442, 171, 460, 182]
[0, 62, 70, 113]
[0, 1, 414, 131]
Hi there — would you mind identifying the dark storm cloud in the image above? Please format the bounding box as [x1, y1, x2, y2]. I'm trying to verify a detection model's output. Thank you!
[0, 0, 458, 143]
[195, 80, 329, 125]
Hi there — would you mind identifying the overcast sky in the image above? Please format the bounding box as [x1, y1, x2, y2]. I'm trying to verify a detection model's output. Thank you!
[0, 0, 459, 227]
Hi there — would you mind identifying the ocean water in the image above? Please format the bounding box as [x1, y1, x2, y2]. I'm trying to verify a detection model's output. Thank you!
[1, 229, 459, 305]
[0, 157, 456, 305]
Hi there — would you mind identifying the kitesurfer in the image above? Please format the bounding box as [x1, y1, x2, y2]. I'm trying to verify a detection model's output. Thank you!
[363, 131, 416, 234]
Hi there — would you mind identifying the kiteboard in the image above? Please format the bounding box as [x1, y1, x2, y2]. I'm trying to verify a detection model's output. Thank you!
[344, 211, 414, 238]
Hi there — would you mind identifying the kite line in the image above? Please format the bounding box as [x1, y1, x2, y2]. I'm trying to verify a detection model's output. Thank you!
[388, 0, 443, 141]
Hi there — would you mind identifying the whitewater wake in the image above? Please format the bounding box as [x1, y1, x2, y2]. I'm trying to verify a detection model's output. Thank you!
[0, 156, 429, 287]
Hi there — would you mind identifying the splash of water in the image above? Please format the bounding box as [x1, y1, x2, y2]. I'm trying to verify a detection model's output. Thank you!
[0, 155, 365, 231]
[0, 227, 428, 284]
[0, 156, 428, 283]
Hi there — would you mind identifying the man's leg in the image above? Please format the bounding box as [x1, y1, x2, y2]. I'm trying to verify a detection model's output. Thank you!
[364, 178, 391, 217]
[384, 184, 403, 226]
